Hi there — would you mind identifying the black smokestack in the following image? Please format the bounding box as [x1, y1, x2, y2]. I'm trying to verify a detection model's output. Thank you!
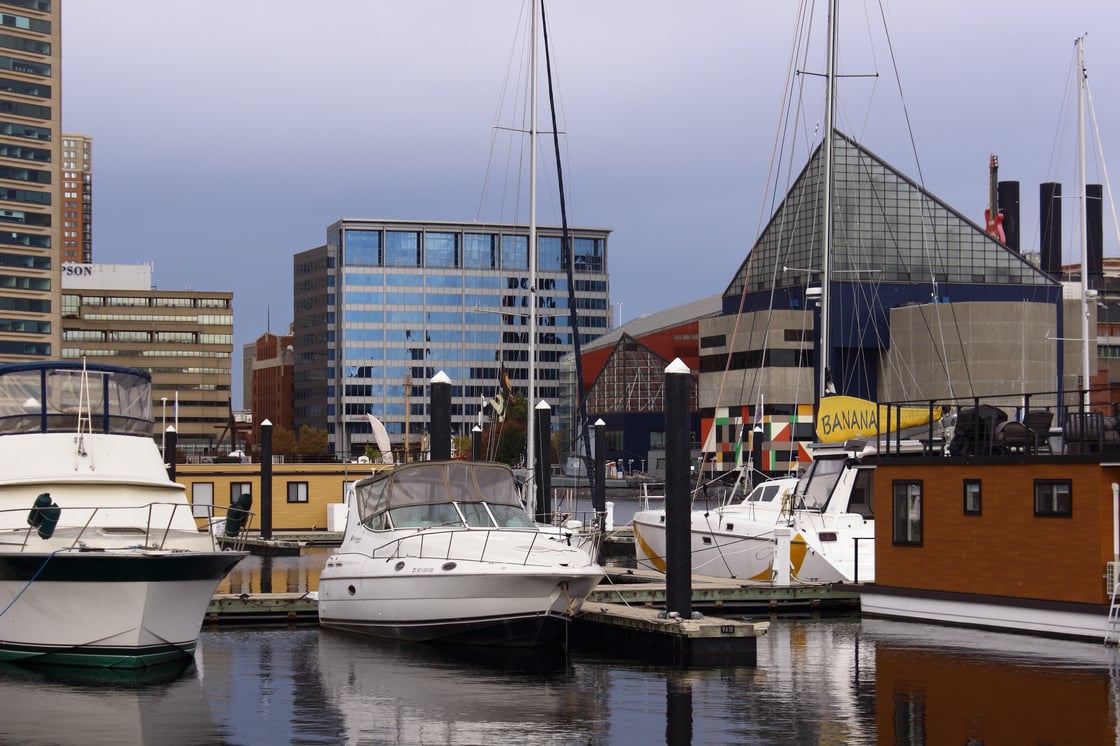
[1040, 182, 1062, 277]
[998, 180, 1020, 252]
[1088, 183, 1103, 290]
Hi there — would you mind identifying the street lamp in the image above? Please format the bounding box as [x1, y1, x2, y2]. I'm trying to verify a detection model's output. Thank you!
[161, 397, 168, 457]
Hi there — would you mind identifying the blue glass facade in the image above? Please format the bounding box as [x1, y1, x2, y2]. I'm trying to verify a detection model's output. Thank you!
[304, 219, 611, 457]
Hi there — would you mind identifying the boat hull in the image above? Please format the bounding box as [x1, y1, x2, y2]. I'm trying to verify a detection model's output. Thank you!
[632, 508, 873, 583]
[860, 587, 1110, 642]
[318, 561, 602, 646]
[0, 551, 244, 668]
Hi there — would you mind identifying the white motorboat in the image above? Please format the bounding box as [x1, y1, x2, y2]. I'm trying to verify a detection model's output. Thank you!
[318, 459, 603, 646]
[632, 441, 876, 583]
[0, 361, 247, 668]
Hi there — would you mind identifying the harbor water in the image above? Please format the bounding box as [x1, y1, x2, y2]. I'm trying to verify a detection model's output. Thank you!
[0, 616, 1115, 745]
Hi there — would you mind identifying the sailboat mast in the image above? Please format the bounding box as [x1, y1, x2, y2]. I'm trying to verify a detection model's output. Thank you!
[1077, 35, 1090, 406]
[818, 0, 838, 401]
[527, 0, 538, 490]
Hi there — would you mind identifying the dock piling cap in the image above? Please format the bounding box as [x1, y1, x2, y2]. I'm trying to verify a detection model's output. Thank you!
[665, 358, 690, 375]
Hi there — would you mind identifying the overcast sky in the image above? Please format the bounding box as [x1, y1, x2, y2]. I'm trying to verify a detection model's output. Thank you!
[61, 1, 1120, 408]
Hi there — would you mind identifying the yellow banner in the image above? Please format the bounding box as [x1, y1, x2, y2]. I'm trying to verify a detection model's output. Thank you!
[816, 395, 942, 443]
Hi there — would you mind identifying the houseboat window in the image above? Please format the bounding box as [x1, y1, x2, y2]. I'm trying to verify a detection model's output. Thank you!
[287, 482, 309, 504]
[1034, 480, 1072, 517]
[191, 482, 214, 519]
[230, 482, 251, 504]
[892, 480, 922, 546]
[963, 480, 981, 515]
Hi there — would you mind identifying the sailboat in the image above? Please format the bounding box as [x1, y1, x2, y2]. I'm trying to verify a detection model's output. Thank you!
[633, 0, 931, 585]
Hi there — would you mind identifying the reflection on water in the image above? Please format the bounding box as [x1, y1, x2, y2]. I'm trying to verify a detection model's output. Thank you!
[0, 617, 1115, 744]
[0, 657, 219, 745]
[863, 620, 1118, 745]
[216, 546, 332, 595]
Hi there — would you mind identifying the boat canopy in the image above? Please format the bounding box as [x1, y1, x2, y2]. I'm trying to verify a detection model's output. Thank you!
[355, 460, 524, 518]
[0, 362, 153, 436]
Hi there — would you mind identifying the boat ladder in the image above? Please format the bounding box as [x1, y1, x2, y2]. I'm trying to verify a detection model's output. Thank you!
[1106, 582, 1120, 645]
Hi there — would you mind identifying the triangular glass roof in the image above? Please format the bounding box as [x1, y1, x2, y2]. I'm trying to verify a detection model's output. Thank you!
[587, 334, 695, 413]
[724, 131, 1056, 300]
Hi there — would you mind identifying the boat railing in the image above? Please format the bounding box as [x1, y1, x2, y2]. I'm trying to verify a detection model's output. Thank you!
[4, 501, 255, 553]
[877, 384, 1120, 459]
[366, 526, 598, 569]
[637, 482, 665, 511]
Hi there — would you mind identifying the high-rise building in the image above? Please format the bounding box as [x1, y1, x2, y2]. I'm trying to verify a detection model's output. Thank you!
[251, 329, 294, 445]
[60, 263, 234, 458]
[61, 132, 90, 263]
[0, 1, 59, 361]
[293, 219, 612, 460]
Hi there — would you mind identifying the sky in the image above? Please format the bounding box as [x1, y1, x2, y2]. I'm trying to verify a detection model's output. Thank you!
[60, 1, 1120, 408]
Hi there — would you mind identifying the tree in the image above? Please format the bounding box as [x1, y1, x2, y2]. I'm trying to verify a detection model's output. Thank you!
[296, 425, 330, 461]
[452, 434, 473, 459]
[272, 425, 298, 458]
[485, 393, 528, 466]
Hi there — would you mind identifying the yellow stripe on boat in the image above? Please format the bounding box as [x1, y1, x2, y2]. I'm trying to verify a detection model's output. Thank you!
[632, 525, 667, 572]
[816, 395, 942, 443]
[790, 532, 808, 577]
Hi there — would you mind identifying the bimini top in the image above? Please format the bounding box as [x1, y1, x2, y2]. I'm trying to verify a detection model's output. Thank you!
[0, 361, 153, 436]
[354, 460, 532, 530]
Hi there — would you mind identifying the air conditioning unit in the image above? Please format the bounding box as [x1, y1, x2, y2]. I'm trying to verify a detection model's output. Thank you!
[1106, 561, 1120, 598]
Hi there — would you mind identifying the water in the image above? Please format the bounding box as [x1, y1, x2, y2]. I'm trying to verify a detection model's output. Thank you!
[1, 616, 1116, 745]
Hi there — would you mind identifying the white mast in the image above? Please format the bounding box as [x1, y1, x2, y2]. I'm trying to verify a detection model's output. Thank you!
[1077, 35, 1090, 406]
[526, 0, 538, 497]
[818, 0, 838, 400]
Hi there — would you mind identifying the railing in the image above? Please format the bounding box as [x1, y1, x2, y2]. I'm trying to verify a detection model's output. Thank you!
[355, 526, 597, 569]
[3, 501, 255, 553]
[875, 384, 1120, 459]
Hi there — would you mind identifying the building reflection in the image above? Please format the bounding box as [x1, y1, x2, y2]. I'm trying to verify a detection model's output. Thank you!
[216, 547, 330, 595]
[865, 619, 1117, 745]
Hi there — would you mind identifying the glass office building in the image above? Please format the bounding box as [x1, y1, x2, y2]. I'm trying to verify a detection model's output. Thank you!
[293, 219, 612, 460]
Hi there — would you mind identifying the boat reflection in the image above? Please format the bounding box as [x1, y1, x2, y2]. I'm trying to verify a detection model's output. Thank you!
[0, 658, 219, 745]
[863, 619, 1118, 745]
[316, 628, 602, 743]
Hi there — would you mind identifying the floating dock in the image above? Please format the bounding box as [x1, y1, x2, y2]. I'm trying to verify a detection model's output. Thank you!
[571, 602, 770, 666]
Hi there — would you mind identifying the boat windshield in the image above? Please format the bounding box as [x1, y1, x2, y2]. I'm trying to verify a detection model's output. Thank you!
[356, 461, 531, 530]
[799, 457, 846, 510]
[0, 363, 152, 436]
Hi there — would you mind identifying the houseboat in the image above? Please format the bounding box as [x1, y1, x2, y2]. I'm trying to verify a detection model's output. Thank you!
[860, 399, 1120, 642]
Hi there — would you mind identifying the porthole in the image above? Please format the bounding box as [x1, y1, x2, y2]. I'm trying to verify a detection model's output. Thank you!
[346, 585, 356, 596]
[394, 561, 406, 572]
[442, 562, 457, 571]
